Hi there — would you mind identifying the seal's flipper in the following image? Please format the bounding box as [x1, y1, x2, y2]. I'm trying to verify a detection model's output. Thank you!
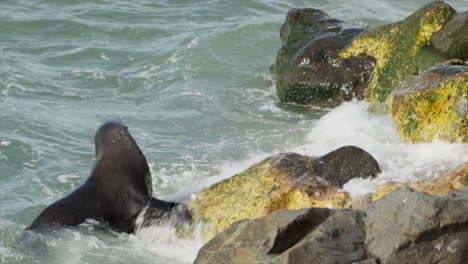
[141, 197, 191, 228]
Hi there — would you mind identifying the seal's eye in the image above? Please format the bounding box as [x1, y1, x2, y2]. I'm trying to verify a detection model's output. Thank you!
[124, 126, 128, 130]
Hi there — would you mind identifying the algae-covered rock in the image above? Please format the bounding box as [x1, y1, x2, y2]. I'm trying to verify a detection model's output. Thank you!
[372, 162, 468, 201]
[387, 64, 467, 143]
[272, 8, 375, 107]
[189, 146, 380, 233]
[431, 11, 468, 60]
[189, 153, 348, 234]
[273, 2, 456, 107]
[339, 1, 454, 103]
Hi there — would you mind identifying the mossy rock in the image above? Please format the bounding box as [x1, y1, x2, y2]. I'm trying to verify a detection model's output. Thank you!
[272, 8, 374, 107]
[387, 63, 467, 143]
[372, 162, 468, 201]
[189, 153, 348, 234]
[339, 1, 454, 103]
[189, 146, 380, 234]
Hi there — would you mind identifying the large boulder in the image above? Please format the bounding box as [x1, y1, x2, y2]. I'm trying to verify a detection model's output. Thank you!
[387, 63, 467, 143]
[431, 11, 468, 60]
[272, 8, 375, 107]
[194, 187, 468, 264]
[194, 208, 368, 264]
[339, 1, 454, 103]
[273, 2, 456, 106]
[189, 146, 380, 233]
[373, 162, 468, 200]
[364, 187, 468, 264]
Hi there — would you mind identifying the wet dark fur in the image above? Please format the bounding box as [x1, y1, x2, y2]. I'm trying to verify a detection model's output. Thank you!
[27, 121, 190, 232]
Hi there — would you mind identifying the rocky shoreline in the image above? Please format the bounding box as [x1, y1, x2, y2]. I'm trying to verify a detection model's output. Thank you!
[195, 187, 468, 264]
[189, 2, 467, 263]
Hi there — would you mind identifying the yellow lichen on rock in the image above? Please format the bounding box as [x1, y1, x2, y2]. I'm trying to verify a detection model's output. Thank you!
[373, 162, 468, 200]
[387, 67, 467, 143]
[414, 7, 453, 49]
[339, 2, 454, 103]
[189, 153, 350, 234]
[338, 31, 392, 103]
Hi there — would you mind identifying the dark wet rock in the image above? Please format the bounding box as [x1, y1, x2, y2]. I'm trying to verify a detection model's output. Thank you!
[364, 187, 468, 264]
[272, 8, 375, 107]
[387, 63, 468, 143]
[431, 11, 468, 60]
[312, 145, 381, 188]
[189, 146, 380, 234]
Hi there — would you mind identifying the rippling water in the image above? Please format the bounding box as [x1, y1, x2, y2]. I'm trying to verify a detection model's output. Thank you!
[1, 0, 467, 263]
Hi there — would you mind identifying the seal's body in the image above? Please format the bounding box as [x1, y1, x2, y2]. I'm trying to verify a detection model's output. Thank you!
[28, 121, 189, 232]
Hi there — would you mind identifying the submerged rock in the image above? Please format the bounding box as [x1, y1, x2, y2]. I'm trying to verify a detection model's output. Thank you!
[339, 1, 454, 103]
[189, 146, 380, 233]
[272, 8, 375, 107]
[387, 63, 467, 143]
[373, 162, 468, 200]
[194, 187, 468, 264]
[431, 11, 468, 60]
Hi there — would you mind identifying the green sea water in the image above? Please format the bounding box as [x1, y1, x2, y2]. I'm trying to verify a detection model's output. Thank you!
[1, 0, 467, 263]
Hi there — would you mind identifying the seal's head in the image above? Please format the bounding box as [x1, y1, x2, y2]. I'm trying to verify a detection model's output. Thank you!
[93, 121, 153, 196]
[94, 121, 135, 157]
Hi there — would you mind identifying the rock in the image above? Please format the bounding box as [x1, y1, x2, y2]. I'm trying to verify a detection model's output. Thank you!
[387, 63, 467, 143]
[194, 208, 368, 264]
[193, 208, 315, 264]
[273, 2, 456, 107]
[189, 152, 343, 234]
[189, 146, 380, 233]
[373, 162, 468, 200]
[349, 193, 373, 210]
[431, 11, 468, 60]
[272, 8, 375, 107]
[195, 187, 468, 264]
[352, 259, 379, 264]
[339, 1, 454, 103]
[270, 210, 366, 264]
[313, 145, 381, 188]
[364, 187, 468, 264]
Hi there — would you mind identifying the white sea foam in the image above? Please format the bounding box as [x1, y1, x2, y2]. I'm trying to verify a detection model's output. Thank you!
[72, 68, 106, 80]
[152, 100, 468, 200]
[134, 223, 205, 264]
[99, 53, 110, 61]
[57, 173, 82, 184]
[292, 100, 468, 196]
[0, 140, 11, 146]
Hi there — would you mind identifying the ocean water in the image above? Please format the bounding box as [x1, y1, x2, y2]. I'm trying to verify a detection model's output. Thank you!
[1, 0, 467, 263]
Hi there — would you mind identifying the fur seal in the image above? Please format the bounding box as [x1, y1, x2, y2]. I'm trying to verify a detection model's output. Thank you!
[27, 121, 190, 232]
